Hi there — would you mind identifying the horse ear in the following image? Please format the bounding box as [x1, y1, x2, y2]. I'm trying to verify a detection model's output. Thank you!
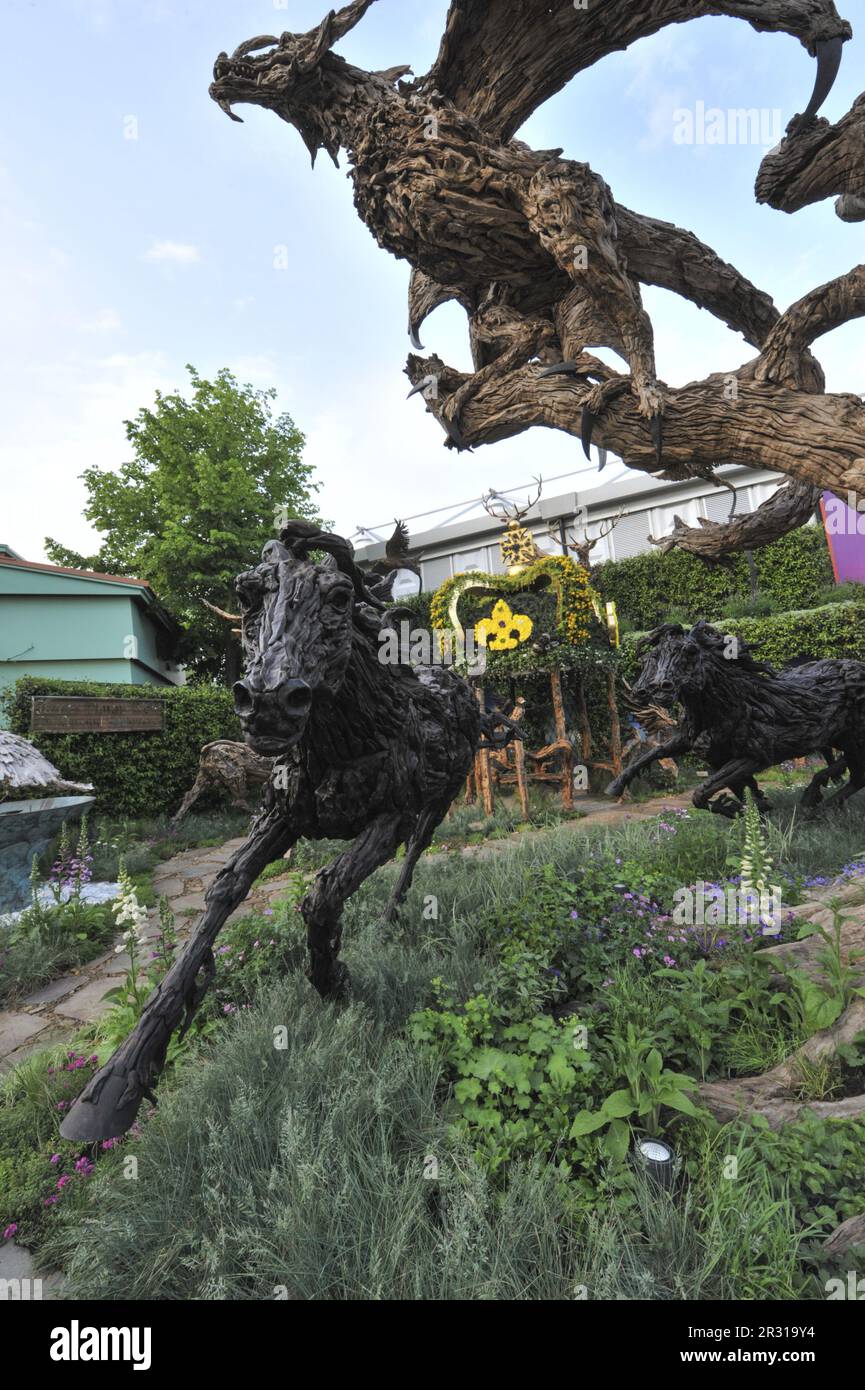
[261, 539, 293, 563]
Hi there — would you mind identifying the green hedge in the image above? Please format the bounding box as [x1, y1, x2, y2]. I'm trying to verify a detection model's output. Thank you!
[619, 600, 865, 681]
[593, 525, 834, 629]
[1, 679, 240, 817]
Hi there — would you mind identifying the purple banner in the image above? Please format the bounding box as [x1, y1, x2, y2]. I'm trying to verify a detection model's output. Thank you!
[821, 492, 865, 585]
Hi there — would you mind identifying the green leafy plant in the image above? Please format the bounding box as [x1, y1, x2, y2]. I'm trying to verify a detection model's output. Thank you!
[569, 1023, 703, 1159]
[796, 900, 865, 1011]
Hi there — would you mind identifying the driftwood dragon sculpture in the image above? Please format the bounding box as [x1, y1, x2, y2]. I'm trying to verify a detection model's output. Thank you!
[206, 0, 864, 560]
[61, 524, 518, 1140]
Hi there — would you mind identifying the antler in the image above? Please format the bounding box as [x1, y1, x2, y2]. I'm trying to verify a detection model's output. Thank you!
[482, 475, 543, 525]
[552, 505, 626, 565]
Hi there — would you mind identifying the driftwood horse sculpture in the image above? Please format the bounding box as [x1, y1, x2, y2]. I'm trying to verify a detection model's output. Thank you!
[606, 622, 860, 816]
[62, 523, 515, 1141]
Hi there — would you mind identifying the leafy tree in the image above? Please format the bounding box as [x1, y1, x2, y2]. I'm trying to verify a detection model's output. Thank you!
[46, 365, 320, 683]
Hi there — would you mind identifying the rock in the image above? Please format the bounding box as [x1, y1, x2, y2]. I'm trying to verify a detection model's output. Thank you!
[824, 1214, 865, 1257]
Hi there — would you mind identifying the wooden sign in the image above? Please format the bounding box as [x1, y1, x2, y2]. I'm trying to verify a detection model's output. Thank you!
[31, 697, 165, 734]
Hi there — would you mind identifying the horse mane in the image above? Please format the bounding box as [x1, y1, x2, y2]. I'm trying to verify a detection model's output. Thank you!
[277, 519, 389, 610]
[637, 619, 776, 678]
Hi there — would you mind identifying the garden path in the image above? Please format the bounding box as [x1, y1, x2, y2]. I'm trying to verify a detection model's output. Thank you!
[0, 791, 699, 1074]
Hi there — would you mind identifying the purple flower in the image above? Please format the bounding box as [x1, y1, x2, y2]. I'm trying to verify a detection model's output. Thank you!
[49, 1153, 61, 1165]
[74, 1156, 95, 1176]
[569, 909, 579, 920]
[3, 1223, 18, 1240]
[632, 947, 644, 958]
[263, 909, 274, 917]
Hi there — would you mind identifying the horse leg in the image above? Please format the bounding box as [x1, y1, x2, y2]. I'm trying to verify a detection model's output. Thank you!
[171, 769, 209, 824]
[730, 776, 770, 812]
[801, 755, 848, 810]
[606, 732, 692, 798]
[693, 758, 761, 819]
[302, 813, 404, 998]
[383, 797, 451, 924]
[820, 750, 865, 812]
[60, 805, 297, 1142]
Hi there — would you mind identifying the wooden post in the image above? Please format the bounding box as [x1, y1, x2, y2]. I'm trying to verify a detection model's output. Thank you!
[476, 688, 494, 815]
[575, 674, 592, 765]
[607, 668, 623, 776]
[511, 696, 530, 819]
[550, 668, 573, 811]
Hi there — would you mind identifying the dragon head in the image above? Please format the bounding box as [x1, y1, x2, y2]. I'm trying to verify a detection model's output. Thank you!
[209, 1, 381, 164]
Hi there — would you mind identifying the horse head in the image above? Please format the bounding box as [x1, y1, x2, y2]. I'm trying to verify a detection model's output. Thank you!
[232, 522, 384, 754]
[631, 621, 719, 708]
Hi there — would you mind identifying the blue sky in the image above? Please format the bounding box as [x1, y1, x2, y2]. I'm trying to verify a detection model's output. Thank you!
[2, 0, 863, 562]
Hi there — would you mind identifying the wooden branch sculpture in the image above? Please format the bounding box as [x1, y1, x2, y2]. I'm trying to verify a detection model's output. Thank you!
[61, 523, 519, 1140]
[207, 0, 864, 559]
[609, 621, 862, 816]
[170, 741, 274, 823]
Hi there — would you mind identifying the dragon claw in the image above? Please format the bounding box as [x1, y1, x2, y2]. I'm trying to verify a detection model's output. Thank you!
[539, 360, 580, 378]
[802, 36, 844, 123]
[581, 406, 597, 460]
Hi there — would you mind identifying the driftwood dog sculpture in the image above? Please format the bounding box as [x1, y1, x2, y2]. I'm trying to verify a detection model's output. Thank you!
[62, 523, 516, 1140]
[171, 741, 274, 823]
[607, 622, 860, 815]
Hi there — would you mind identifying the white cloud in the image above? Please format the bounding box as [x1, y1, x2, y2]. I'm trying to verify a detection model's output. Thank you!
[78, 307, 122, 333]
[143, 240, 201, 265]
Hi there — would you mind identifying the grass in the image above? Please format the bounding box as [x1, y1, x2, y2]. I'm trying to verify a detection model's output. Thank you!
[11, 789, 865, 1300]
[43, 976, 811, 1302]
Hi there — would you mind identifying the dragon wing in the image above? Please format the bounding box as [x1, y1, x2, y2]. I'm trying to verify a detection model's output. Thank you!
[421, 0, 850, 141]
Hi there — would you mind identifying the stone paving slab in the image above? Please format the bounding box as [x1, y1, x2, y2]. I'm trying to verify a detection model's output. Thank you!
[150, 876, 185, 896]
[0, 1241, 65, 1299]
[54, 977, 123, 1021]
[0, 1011, 48, 1058]
[171, 893, 208, 913]
[21, 975, 82, 1009]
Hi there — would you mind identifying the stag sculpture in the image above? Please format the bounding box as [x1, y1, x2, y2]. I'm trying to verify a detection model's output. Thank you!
[607, 622, 859, 816]
[61, 523, 516, 1141]
[549, 508, 625, 571]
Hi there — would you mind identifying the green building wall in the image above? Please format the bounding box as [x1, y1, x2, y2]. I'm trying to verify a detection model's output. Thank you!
[0, 557, 182, 723]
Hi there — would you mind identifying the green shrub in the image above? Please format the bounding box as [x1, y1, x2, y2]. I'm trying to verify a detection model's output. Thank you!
[1, 678, 240, 816]
[593, 525, 834, 629]
[620, 600, 865, 682]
